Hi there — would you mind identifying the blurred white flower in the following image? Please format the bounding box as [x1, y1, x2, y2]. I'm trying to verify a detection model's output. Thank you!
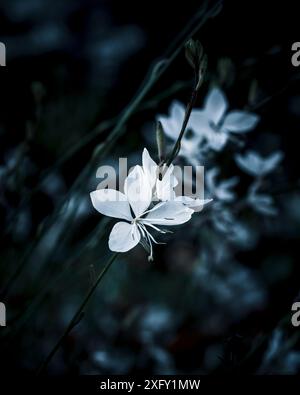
[157, 101, 203, 164]
[190, 87, 260, 151]
[138, 305, 175, 343]
[93, 348, 134, 374]
[259, 329, 300, 374]
[90, 163, 193, 260]
[158, 88, 259, 160]
[235, 150, 283, 177]
[248, 182, 278, 216]
[142, 148, 211, 210]
[210, 207, 255, 248]
[211, 207, 235, 234]
[206, 167, 239, 202]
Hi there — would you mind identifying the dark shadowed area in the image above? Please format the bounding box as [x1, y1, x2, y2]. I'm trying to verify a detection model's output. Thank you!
[0, 0, 300, 375]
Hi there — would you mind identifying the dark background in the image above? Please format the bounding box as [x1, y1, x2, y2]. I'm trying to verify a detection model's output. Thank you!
[0, 0, 300, 375]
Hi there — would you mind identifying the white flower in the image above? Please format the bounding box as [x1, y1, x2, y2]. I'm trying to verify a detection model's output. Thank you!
[248, 182, 278, 216]
[90, 164, 193, 260]
[141, 148, 178, 202]
[206, 167, 238, 202]
[157, 101, 203, 164]
[142, 148, 211, 210]
[235, 150, 283, 177]
[190, 87, 260, 151]
[210, 207, 254, 247]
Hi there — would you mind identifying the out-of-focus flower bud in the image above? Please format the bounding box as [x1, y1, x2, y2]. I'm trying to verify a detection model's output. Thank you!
[31, 81, 46, 104]
[185, 39, 203, 70]
[217, 57, 235, 88]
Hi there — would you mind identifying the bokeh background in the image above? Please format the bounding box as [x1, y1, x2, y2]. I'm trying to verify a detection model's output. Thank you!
[1, 0, 300, 374]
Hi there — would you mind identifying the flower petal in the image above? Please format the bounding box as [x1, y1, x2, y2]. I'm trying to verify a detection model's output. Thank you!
[158, 101, 185, 141]
[175, 195, 212, 212]
[90, 189, 132, 220]
[189, 110, 214, 136]
[109, 222, 140, 252]
[206, 130, 228, 151]
[262, 151, 283, 174]
[143, 201, 193, 226]
[142, 148, 158, 189]
[206, 168, 238, 202]
[190, 110, 228, 151]
[204, 87, 228, 125]
[156, 164, 178, 201]
[124, 165, 152, 218]
[223, 111, 259, 133]
[235, 151, 261, 176]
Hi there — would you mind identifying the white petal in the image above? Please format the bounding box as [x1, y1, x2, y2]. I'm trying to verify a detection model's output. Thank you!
[189, 110, 214, 137]
[175, 196, 212, 212]
[235, 150, 283, 177]
[181, 132, 202, 147]
[223, 111, 259, 133]
[206, 168, 237, 202]
[143, 201, 193, 226]
[249, 193, 278, 216]
[262, 151, 283, 174]
[124, 165, 152, 218]
[158, 101, 185, 140]
[90, 189, 132, 220]
[206, 130, 228, 151]
[220, 177, 239, 190]
[142, 148, 158, 189]
[156, 164, 178, 201]
[235, 151, 262, 176]
[170, 101, 186, 130]
[204, 87, 228, 125]
[217, 177, 239, 201]
[190, 110, 228, 151]
[205, 167, 219, 193]
[254, 203, 278, 216]
[108, 222, 140, 252]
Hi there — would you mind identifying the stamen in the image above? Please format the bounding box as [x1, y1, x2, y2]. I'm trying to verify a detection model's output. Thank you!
[137, 223, 146, 238]
[142, 222, 167, 233]
[139, 223, 154, 261]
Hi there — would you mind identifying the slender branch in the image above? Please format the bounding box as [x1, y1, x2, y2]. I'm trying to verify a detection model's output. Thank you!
[36, 252, 118, 375]
[166, 87, 199, 167]
[166, 62, 206, 167]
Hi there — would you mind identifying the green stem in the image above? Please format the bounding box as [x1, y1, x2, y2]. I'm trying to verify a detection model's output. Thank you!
[36, 252, 118, 375]
[166, 85, 199, 167]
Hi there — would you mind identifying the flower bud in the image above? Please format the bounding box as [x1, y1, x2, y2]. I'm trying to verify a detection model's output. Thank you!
[217, 57, 235, 88]
[31, 81, 46, 104]
[248, 79, 259, 107]
[185, 39, 203, 70]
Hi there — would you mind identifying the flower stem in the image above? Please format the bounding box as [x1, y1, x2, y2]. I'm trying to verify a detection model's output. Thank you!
[36, 252, 118, 375]
[166, 85, 200, 167]
[166, 44, 207, 167]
